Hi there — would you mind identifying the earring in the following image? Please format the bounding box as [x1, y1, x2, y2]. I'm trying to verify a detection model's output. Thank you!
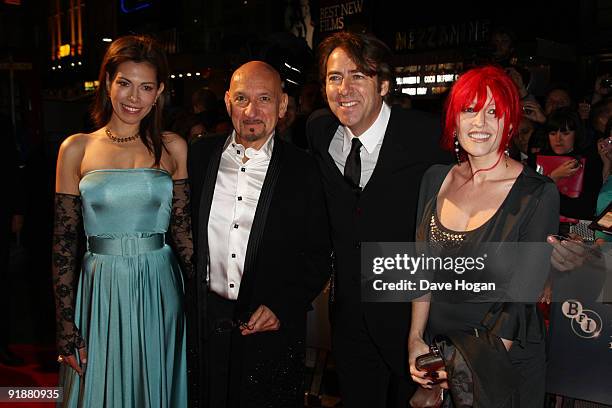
[504, 144, 510, 168]
[454, 130, 461, 165]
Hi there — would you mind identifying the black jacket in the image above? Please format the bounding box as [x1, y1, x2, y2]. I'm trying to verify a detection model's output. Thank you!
[187, 134, 332, 407]
[307, 106, 447, 372]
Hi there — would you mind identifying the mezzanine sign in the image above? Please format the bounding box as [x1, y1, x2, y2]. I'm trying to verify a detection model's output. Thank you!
[395, 19, 490, 52]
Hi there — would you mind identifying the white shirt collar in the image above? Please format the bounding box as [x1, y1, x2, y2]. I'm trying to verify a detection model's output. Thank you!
[224, 130, 275, 159]
[342, 102, 390, 154]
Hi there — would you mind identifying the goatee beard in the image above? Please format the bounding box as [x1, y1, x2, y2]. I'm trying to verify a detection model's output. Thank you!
[239, 125, 268, 143]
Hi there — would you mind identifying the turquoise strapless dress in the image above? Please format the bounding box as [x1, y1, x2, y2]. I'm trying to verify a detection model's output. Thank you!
[60, 168, 187, 408]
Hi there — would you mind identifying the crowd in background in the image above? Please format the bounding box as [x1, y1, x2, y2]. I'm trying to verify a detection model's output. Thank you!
[1, 25, 611, 408]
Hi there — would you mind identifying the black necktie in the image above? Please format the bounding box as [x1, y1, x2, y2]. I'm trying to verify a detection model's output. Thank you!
[344, 138, 362, 190]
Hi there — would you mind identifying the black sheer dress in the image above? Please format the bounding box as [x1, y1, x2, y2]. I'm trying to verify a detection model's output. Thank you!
[416, 164, 559, 408]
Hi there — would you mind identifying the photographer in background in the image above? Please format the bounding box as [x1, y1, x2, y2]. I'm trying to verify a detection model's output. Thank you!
[589, 98, 612, 142]
[575, 73, 612, 147]
[599, 119, 612, 182]
[591, 74, 612, 106]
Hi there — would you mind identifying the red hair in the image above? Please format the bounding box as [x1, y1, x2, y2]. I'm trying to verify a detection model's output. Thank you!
[442, 65, 521, 157]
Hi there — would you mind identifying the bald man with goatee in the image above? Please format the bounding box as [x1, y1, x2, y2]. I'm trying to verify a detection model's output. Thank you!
[186, 61, 331, 408]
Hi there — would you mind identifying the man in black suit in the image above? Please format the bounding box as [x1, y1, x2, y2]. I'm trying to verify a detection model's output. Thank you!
[187, 61, 331, 408]
[307, 32, 445, 407]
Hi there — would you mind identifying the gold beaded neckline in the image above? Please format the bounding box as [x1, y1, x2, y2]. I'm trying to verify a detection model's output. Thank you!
[429, 213, 466, 247]
[105, 128, 140, 143]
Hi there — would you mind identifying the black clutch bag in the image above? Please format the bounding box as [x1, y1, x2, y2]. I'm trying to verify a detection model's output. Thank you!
[410, 344, 446, 408]
[415, 343, 444, 375]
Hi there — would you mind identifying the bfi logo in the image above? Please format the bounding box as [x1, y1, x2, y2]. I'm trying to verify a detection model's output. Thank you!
[561, 300, 603, 340]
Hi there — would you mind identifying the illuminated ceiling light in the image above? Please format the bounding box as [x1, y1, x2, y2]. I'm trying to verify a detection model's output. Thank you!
[178, 74, 183, 78]
[102, 38, 113, 43]
[59, 44, 71, 58]
[78, 61, 82, 65]
[52, 67, 56, 70]
[71, 62, 75, 67]
[286, 78, 298, 85]
[186, 73, 192, 77]
[58, 65, 62, 69]
[195, 72, 201, 76]
[170, 74, 176, 79]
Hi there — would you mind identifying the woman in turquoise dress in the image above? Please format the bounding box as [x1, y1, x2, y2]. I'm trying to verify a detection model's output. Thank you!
[52, 35, 191, 407]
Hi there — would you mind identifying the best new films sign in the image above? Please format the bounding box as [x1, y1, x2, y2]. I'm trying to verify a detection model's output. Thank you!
[318, 0, 365, 33]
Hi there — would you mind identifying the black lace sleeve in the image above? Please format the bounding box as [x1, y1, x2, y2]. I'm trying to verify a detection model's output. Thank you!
[170, 179, 195, 280]
[52, 193, 86, 356]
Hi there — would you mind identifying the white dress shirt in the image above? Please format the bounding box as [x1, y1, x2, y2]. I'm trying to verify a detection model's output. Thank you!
[328, 102, 391, 188]
[207, 132, 274, 300]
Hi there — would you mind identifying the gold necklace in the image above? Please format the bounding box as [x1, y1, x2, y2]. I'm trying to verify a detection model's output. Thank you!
[105, 127, 140, 143]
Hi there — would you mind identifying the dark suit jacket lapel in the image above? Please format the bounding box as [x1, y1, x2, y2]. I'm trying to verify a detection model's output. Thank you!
[196, 139, 224, 282]
[190, 135, 225, 404]
[227, 138, 283, 408]
[318, 117, 346, 184]
[235, 139, 284, 318]
[361, 106, 400, 196]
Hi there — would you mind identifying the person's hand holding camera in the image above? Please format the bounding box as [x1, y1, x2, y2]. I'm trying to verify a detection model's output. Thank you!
[598, 137, 612, 181]
[549, 159, 581, 182]
[522, 100, 546, 124]
[593, 75, 612, 104]
[598, 137, 612, 163]
[547, 233, 587, 272]
[578, 99, 591, 121]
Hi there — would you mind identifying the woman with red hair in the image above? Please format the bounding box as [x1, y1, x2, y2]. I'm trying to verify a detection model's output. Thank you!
[407, 66, 559, 406]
